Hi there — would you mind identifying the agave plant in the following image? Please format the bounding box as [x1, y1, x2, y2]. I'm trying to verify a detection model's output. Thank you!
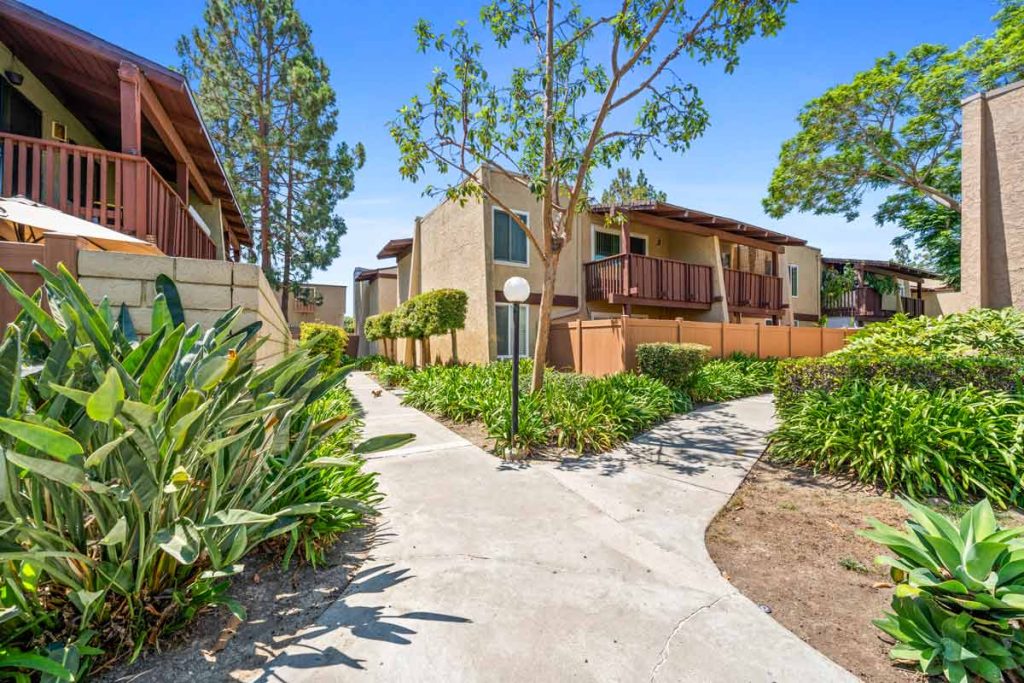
[0, 264, 411, 673]
[861, 498, 1024, 682]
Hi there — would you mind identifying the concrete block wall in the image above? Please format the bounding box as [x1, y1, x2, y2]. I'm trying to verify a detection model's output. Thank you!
[77, 251, 291, 364]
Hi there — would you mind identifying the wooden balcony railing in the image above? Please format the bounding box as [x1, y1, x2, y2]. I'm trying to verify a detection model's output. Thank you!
[723, 268, 784, 311]
[823, 286, 926, 319]
[1, 132, 216, 260]
[901, 296, 925, 317]
[584, 253, 713, 307]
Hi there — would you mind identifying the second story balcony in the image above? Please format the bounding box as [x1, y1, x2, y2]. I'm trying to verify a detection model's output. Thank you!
[1, 132, 216, 260]
[584, 253, 715, 309]
[823, 286, 926, 320]
[723, 268, 785, 314]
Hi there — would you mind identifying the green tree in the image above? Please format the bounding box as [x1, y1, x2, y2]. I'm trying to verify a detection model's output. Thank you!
[392, 0, 792, 391]
[600, 168, 667, 205]
[763, 1, 1024, 287]
[273, 54, 364, 316]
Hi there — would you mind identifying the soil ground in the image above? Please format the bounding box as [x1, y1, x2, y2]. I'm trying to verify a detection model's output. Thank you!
[98, 527, 373, 682]
[706, 459, 1024, 683]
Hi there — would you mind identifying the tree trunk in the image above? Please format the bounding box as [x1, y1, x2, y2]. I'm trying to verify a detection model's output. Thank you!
[530, 249, 561, 392]
[423, 336, 432, 365]
[280, 148, 294, 321]
[450, 329, 458, 365]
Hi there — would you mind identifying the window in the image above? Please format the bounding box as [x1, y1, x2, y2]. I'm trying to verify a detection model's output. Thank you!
[493, 208, 530, 264]
[592, 227, 647, 260]
[496, 303, 529, 358]
[788, 264, 799, 298]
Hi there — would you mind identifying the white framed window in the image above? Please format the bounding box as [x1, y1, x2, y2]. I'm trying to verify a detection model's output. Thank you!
[788, 264, 799, 298]
[493, 207, 530, 265]
[591, 225, 648, 260]
[898, 280, 907, 297]
[496, 303, 530, 359]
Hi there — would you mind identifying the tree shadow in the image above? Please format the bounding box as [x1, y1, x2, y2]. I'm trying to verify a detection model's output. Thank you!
[255, 563, 471, 679]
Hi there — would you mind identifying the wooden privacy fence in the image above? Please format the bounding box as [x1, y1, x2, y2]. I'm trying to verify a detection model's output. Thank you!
[0, 234, 78, 326]
[549, 317, 855, 376]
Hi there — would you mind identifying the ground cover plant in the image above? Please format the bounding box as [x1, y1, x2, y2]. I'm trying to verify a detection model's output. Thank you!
[0, 266, 400, 678]
[375, 359, 684, 455]
[862, 498, 1024, 681]
[771, 308, 1024, 506]
[689, 353, 779, 403]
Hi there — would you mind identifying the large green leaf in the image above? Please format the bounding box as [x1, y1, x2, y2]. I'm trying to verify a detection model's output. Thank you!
[0, 652, 73, 681]
[4, 450, 85, 488]
[155, 274, 186, 328]
[0, 418, 83, 460]
[200, 509, 276, 528]
[117, 303, 137, 343]
[86, 368, 125, 424]
[354, 434, 416, 454]
[0, 269, 61, 340]
[0, 329, 21, 418]
[155, 521, 201, 565]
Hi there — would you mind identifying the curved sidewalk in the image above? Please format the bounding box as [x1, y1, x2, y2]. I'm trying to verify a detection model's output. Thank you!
[262, 372, 856, 682]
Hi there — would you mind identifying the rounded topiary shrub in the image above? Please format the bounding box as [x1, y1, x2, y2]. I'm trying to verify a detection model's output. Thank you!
[636, 342, 710, 390]
[299, 322, 349, 371]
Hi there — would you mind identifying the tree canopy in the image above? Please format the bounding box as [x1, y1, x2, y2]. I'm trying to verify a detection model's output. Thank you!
[600, 168, 668, 206]
[392, 0, 793, 390]
[763, 1, 1024, 287]
[179, 0, 363, 312]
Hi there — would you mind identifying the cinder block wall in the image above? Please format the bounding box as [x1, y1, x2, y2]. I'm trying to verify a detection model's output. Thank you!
[77, 251, 291, 364]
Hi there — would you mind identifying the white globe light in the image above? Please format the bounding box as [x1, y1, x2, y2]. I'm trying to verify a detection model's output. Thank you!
[503, 276, 531, 303]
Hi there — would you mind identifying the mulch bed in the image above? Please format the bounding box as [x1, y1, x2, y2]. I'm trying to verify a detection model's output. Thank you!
[706, 459, 1024, 683]
[97, 527, 372, 682]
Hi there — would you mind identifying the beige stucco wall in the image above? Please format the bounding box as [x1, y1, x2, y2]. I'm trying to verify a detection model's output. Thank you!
[962, 81, 1024, 310]
[284, 283, 346, 331]
[353, 269, 398, 356]
[77, 251, 291, 364]
[0, 40, 103, 149]
[781, 245, 822, 323]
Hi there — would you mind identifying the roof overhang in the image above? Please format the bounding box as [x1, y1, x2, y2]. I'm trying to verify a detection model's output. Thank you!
[354, 267, 398, 283]
[823, 257, 938, 281]
[590, 201, 807, 249]
[0, 0, 251, 246]
[377, 237, 413, 260]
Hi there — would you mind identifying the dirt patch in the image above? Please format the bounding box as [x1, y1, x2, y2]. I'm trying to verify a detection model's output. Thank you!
[706, 460, 1024, 683]
[98, 527, 372, 682]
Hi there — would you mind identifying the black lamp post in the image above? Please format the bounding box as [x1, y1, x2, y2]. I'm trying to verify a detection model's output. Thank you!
[503, 276, 530, 456]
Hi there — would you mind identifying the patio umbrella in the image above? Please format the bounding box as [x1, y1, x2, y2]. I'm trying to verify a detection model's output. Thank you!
[0, 196, 163, 255]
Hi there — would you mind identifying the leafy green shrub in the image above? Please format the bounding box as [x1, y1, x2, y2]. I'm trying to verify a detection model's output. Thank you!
[373, 360, 416, 388]
[775, 354, 1024, 409]
[636, 342, 709, 390]
[689, 354, 778, 403]
[363, 311, 395, 342]
[300, 321, 349, 372]
[770, 379, 1024, 506]
[861, 498, 1024, 680]
[839, 307, 1024, 360]
[400, 360, 683, 455]
[0, 265, 402, 674]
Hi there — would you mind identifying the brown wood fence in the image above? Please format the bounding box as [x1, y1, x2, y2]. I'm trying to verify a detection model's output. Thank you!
[549, 317, 855, 376]
[0, 234, 79, 325]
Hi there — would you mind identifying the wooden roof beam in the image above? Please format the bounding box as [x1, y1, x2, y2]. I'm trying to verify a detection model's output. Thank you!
[625, 211, 784, 253]
[120, 61, 214, 205]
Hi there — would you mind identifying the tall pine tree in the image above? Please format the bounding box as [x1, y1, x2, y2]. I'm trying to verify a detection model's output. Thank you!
[178, 0, 362, 309]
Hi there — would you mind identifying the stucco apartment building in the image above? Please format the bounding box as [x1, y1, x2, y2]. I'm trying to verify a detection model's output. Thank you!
[961, 79, 1024, 310]
[362, 166, 823, 365]
[819, 258, 932, 327]
[276, 283, 346, 337]
[352, 265, 398, 356]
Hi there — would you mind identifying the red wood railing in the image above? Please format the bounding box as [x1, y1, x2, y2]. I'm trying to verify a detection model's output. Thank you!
[1, 132, 216, 260]
[723, 268, 784, 311]
[584, 253, 713, 306]
[901, 296, 925, 317]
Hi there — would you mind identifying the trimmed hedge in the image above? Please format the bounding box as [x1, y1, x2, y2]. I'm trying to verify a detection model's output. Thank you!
[299, 321, 349, 372]
[364, 311, 395, 342]
[775, 355, 1024, 408]
[636, 342, 709, 390]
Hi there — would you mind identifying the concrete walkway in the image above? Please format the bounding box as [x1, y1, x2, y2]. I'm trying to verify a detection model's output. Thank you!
[261, 373, 856, 682]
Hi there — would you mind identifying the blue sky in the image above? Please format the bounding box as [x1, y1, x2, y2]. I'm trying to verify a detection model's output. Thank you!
[29, 0, 1001, 309]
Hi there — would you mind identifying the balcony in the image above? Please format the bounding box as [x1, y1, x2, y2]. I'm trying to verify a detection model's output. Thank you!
[584, 253, 714, 309]
[1, 132, 216, 260]
[723, 268, 784, 314]
[823, 286, 925, 320]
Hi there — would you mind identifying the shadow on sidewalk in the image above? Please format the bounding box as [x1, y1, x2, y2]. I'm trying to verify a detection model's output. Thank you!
[256, 563, 472, 679]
